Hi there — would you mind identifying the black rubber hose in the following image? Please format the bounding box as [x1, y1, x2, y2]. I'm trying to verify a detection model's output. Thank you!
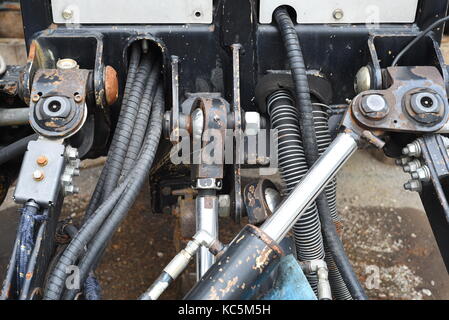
[274, 7, 367, 300]
[100, 55, 152, 202]
[62, 85, 164, 300]
[87, 63, 161, 273]
[0, 134, 38, 166]
[121, 61, 161, 175]
[274, 7, 320, 165]
[43, 179, 128, 300]
[84, 44, 142, 219]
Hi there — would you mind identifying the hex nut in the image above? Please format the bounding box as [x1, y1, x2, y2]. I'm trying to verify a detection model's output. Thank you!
[244, 112, 261, 136]
[402, 142, 421, 157]
[361, 95, 389, 119]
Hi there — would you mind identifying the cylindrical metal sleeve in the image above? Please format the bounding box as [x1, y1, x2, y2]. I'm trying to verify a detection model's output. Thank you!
[184, 225, 284, 300]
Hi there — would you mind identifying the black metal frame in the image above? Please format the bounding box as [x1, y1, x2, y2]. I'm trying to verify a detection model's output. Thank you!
[19, 1, 449, 113]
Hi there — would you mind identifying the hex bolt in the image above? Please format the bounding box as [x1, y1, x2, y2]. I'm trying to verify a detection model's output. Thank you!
[64, 185, 80, 196]
[333, 9, 344, 20]
[36, 156, 48, 167]
[62, 8, 73, 20]
[65, 146, 79, 161]
[65, 166, 80, 177]
[33, 170, 44, 181]
[61, 174, 73, 185]
[244, 112, 261, 136]
[404, 179, 422, 192]
[395, 157, 411, 167]
[403, 159, 422, 173]
[361, 94, 389, 119]
[411, 166, 431, 183]
[402, 141, 421, 157]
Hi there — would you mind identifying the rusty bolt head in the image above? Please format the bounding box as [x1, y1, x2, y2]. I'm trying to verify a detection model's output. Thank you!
[36, 156, 48, 167]
[33, 170, 44, 181]
[32, 94, 40, 103]
[74, 94, 83, 103]
[104, 66, 119, 106]
[361, 94, 389, 119]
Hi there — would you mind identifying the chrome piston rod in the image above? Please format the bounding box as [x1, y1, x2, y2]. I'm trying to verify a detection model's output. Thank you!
[261, 133, 358, 243]
[196, 193, 219, 279]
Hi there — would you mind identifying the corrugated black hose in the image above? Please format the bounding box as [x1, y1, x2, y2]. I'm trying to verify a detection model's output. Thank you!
[274, 7, 367, 300]
[84, 43, 142, 219]
[100, 55, 153, 202]
[62, 85, 164, 300]
[121, 60, 161, 175]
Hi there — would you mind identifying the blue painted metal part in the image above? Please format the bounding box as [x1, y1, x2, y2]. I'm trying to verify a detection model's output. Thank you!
[262, 254, 317, 300]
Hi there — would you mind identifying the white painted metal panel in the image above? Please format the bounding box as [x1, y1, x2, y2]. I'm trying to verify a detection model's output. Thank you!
[51, 0, 213, 24]
[259, 0, 419, 24]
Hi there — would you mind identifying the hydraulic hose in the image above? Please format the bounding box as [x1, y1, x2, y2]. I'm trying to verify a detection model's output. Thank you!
[274, 7, 367, 300]
[274, 7, 320, 165]
[121, 61, 161, 175]
[85, 43, 142, 219]
[101, 55, 153, 202]
[313, 105, 352, 300]
[62, 85, 164, 300]
[43, 179, 128, 300]
[0, 134, 38, 166]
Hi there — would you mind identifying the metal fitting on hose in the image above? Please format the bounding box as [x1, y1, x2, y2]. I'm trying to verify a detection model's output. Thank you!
[140, 230, 222, 300]
[300, 260, 332, 300]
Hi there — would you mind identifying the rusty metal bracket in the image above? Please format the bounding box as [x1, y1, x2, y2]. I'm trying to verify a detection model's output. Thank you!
[29, 68, 90, 139]
[193, 96, 229, 181]
[351, 66, 449, 134]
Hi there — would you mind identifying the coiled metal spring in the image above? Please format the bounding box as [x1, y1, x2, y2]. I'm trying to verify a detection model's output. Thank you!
[312, 104, 352, 300]
[267, 90, 325, 290]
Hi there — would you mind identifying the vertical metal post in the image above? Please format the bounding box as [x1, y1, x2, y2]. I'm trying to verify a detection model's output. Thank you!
[196, 192, 219, 279]
[231, 44, 244, 222]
